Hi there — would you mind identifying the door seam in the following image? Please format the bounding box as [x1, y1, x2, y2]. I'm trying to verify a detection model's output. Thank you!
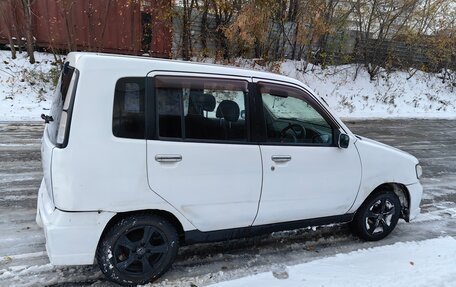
[251, 145, 264, 226]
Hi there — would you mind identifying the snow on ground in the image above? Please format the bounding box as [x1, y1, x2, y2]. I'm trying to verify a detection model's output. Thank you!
[208, 236, 456, 287]
[0, 50, 455, 121]
[0, 51, 56, 122]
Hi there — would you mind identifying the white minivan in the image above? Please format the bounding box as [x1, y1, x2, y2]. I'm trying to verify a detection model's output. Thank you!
[37, 52, 423, 286]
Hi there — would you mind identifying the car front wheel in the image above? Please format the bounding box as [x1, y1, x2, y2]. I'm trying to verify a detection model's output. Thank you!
[97, 214, 179, 286]
[352, 191, 401, 241]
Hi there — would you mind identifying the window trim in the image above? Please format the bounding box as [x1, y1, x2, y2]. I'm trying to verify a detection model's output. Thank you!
[145, 76, 155, 140]
[149, 75, 253, 145]
[255, 81, 339, 147]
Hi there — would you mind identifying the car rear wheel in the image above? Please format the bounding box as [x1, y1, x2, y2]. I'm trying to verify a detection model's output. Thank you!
[97, 214, 179, 286]
[352, 191, 401, 241]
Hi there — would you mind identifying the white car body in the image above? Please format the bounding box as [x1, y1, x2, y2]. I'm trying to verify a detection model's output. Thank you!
[36, 52, 422, 266]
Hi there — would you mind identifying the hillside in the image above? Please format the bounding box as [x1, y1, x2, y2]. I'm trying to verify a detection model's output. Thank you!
[0, 51, 454, 121]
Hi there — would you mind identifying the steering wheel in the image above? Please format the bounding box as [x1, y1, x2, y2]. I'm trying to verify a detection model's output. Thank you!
[280, 124, 306, 143]
[312, 134, 324, 144]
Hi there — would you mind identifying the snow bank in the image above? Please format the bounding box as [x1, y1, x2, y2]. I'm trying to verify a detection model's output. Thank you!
[209, 236, 456, 287]
[0, 51, 455, 121]
[233, 59, 456, 119]
[281, 62, 456, 119]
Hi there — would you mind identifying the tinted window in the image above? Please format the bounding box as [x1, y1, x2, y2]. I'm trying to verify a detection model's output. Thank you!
[112, 78, 145, 139]
[260, 83, 333, 145]
[156, 87, 182, 138]
[155, 76, 248, 142]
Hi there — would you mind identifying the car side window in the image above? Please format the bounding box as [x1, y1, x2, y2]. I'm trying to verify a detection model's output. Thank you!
[112, 77, 145, 139]
[155, 76, 248, 142]
[156, 87, 183, 138]
[259, 83, 333, 145]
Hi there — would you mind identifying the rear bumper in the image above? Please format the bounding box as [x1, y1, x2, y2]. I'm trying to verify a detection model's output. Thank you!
[406, 181, 423, 221]
[36, 179, 115, 265]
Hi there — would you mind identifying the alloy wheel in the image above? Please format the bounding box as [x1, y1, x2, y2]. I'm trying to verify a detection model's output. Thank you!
[365, 198, 395, 235]
[113, 225, 169, 276]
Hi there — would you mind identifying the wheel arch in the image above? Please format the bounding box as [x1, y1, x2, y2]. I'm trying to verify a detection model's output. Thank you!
[97, 209, 186, 250]
[361, 182, 411, 222]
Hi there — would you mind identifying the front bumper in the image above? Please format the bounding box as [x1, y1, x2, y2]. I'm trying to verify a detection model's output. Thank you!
[406, 181, 423, 221]
[36, 179, 115, 265]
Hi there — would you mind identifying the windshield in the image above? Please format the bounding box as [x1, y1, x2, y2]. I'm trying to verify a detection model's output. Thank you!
[46, 63, 76, 145]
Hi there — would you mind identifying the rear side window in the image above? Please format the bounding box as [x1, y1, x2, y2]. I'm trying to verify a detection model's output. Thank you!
[154, 76, 248, 142]
[112, 77, 145, 139]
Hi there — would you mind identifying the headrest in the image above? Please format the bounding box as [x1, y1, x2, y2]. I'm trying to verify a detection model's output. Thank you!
[189, 92, 216, 112]
[216, 100, 240, 122]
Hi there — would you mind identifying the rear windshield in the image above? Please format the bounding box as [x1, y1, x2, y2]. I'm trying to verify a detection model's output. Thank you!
[47, 63, 76, 145]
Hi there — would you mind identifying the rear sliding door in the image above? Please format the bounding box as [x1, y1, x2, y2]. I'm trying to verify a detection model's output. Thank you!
[145, 73, 262, 232]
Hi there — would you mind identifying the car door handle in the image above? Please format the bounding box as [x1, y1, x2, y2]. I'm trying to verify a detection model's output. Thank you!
[271, 155, 292, 162]
[155, 154, 182, 162]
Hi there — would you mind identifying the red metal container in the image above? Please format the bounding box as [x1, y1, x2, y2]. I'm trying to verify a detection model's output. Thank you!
[0, 0, 172, 58]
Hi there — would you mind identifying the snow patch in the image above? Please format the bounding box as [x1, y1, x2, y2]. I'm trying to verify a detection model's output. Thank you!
[0, 251, 46, 264]
[0, 51, 56, 122]
[209, 236, 456, 287]
[413, 206, 456, 223]
[0, 263, 54, 280]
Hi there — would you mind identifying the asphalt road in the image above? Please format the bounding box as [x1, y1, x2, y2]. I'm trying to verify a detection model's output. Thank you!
[0, 120, 455, 286]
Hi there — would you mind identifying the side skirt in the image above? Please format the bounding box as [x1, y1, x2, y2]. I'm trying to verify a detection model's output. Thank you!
[184, 214, 354, 245]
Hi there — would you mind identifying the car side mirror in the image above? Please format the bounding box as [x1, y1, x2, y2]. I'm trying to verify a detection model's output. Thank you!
[338, 133, 350, 149]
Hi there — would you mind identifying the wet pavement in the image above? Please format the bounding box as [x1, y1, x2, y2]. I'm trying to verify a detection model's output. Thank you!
[0, 120, 455, 286]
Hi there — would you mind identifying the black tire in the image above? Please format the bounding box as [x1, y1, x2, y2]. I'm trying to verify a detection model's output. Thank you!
[351, 191, 401, 241]
[97, 214, 179, 286]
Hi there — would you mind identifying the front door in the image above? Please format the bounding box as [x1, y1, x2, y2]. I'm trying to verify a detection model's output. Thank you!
[146, 74, 262, 231]
[253, 80, 362, 225]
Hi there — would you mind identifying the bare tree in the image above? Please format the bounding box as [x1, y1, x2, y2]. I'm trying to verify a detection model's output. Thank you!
[200, 0, 210, 56]
[353, 0, 420, 79]
[85, 0, 112, 52]
[0, 0, 17, 59]
[180, 0, 197, 59]
[18, 0, 36, 63]
[57, 0, 76, 52]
